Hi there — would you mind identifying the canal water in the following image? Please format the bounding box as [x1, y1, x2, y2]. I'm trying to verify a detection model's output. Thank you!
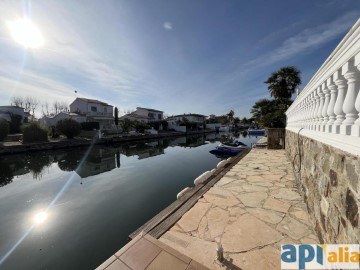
[0, 133, 261, 270]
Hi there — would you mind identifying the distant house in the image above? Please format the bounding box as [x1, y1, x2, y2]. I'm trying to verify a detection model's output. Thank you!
[0, 106, 25, 123]
[166, 113, 206, 124]
[40, 112, 86, 128]
[120, 107, 164, 124]
[119, 113, 149, 123]
[133, 107, 163, 122]
[69, 98, 114, 129]
[166, 113, 207, 132]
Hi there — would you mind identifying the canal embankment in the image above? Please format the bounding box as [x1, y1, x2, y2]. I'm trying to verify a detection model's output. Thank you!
[135, 149, 318, 269]
[0, 130, 216, 155]
[97, 134, 318, 268]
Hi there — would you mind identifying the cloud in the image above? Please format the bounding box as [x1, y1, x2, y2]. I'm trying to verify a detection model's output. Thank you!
[242, 12, 358, 71]
[163, 22, 173, 30]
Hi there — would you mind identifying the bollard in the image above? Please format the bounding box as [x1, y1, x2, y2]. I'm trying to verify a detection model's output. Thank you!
[216, 243, 224, 263]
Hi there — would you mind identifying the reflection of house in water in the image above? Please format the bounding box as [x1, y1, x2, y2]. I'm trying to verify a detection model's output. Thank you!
[167, 137, 187, 147]
[205, 133, 222, 141]
[75, 148, 116, 178]
[178, 136, 206, 148]
[137, 148, 164, 160]
[121, 143, 165, 160]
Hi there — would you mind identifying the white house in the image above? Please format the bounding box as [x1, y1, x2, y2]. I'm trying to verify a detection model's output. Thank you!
[166, 113, 206, 124]
[69, 98, 114, 129]
[132, 107, 163, 122]
[166, 113, 206, 132]
[40, 112, 86, 128]
[119, 113, 149, 123]
[0, 106, 25, 123]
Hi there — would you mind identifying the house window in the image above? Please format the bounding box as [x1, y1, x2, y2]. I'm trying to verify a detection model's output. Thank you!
[148, 113, 154, 118]
[91, 106, 97, 112]
[158, 114, 161, 120]
[104, 107, 107, 113]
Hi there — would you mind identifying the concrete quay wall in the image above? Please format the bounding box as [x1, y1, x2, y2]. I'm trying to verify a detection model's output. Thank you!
[0, 130, 215, 155]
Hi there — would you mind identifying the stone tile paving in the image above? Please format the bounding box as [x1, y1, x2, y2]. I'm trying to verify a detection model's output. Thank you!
[97, 233, 209, 270]
[160, 149, 319, 270]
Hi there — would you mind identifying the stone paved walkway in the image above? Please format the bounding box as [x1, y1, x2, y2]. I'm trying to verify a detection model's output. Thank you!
[159, 149, 319, 270]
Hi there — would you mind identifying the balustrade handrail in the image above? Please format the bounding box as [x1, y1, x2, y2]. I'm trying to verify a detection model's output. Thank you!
[287, 18, 360, 112]
[285, 18, 360, 156]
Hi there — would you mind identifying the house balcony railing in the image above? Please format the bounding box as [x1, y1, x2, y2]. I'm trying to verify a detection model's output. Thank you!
[285, 18, 360, 156]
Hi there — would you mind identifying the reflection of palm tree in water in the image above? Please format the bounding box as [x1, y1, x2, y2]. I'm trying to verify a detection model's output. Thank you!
[116, 151, 120, 168]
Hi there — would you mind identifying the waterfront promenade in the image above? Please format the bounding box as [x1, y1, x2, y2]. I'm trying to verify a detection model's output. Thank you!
[159, 149, 318, 269]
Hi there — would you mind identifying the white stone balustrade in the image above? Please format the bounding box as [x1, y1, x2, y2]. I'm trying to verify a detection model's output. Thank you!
[286, 19, 360, 156]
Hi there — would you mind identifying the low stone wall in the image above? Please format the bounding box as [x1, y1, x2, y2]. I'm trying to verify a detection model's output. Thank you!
[285, 129, 359, 244]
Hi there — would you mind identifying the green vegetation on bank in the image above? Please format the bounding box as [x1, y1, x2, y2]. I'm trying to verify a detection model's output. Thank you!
[56, 119, 81, 139]
[22, 123, 48, 143]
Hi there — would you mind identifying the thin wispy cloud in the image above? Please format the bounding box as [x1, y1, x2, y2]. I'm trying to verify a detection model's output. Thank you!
[242, 12, 358, 71]
[163, 22, 173, 30]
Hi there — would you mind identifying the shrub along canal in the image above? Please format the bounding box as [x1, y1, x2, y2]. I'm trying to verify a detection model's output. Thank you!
[0, 133, 261, 270]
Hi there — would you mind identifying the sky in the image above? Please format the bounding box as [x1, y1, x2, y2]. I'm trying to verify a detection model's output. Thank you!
[0, 0, 359, 118]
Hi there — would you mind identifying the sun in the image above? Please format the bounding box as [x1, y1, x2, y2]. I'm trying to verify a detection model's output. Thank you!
[6, 18, 44, 48]
[33, 211, 48, 225]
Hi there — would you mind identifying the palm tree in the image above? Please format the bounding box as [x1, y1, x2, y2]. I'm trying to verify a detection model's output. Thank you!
[227, 110, 234, 123]
[264, 66, 301, 99]
[114, 107, 119, 127]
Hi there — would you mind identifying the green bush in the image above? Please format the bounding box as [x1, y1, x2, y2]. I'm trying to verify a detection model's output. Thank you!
[56, 119, 81, 139]
[133, 121, 150, 133]
[0, 120, 9, 141]
[22, 123, 48, 143]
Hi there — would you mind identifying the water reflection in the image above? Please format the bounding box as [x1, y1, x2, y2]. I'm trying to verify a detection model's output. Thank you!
[0, 133, 257, 187]
[0, 133, 262, 270]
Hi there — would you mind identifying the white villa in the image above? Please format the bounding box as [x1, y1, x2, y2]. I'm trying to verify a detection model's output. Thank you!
[70, 98, 114, 129]
[166, 113, 206, 124]
[166, 113, 207, 132]
[120, 107, 164, 123]
[40, 98, 114, 129]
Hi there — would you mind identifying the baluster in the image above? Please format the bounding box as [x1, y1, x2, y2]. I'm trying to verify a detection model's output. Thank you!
[307, 95, 312, 129]
[341, 58, 360, 135]
[304, 96, 309, 129]
[309, 92, 316, 130]
[333, 70, 347, 134]
[312, 87, 320, 130]
[353, 52, 360, 136]
[321, 82, 330, 132]
[317, 87, 325, 131]
[326, 76, 337, 133]
[299, 101, 303, 128]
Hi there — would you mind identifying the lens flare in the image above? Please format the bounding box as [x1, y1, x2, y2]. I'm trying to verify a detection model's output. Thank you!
[6, 18, 44, 48]
[33, 211, 47, 225]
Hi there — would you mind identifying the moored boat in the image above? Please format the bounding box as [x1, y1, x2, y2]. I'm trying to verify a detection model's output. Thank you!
[217, 140, 248, 150]
[247, 128, 266, 136]
[209, 148, 241, 156]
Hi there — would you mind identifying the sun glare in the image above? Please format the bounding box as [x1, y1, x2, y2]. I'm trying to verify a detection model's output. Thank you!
[33, 211, 48, 225]
[6, 19, 44, 48]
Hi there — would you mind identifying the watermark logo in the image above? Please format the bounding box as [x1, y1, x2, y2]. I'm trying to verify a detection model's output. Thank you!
[281, 244, 360, 269]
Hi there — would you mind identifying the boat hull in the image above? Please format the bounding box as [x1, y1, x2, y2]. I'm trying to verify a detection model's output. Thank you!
[209, 149, 241, 156]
